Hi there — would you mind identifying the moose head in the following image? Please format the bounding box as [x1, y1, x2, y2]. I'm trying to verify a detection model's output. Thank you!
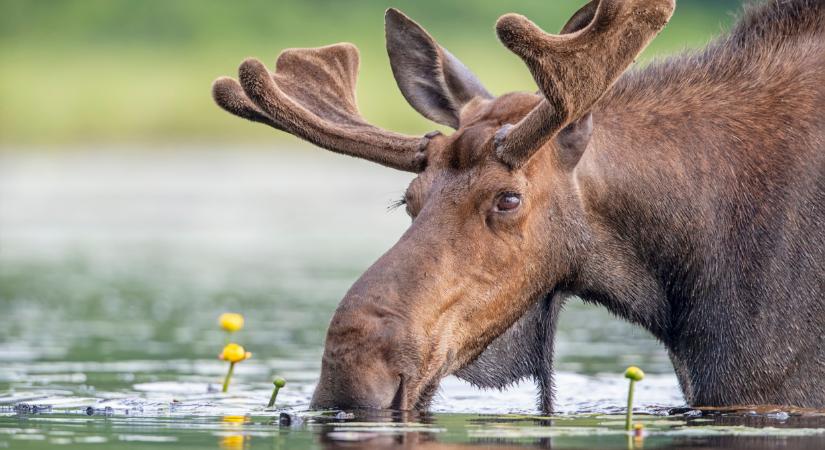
[213, 0, 675, 411]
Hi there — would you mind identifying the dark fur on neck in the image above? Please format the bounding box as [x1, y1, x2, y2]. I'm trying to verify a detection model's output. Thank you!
[578, 0, 825, 407]
[457, 0, 825, 413]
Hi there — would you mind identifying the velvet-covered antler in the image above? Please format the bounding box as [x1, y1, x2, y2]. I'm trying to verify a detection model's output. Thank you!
[494, 0, 675, 169]
[212, 43, 430, 172]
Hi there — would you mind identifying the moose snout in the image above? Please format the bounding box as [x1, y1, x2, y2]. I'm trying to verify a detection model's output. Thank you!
[310, 304, 409, 410]
[310, 225, 440, 410]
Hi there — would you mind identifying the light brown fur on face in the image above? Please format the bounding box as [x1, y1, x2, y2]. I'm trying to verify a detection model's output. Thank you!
[215, 0, 825, 412]
[312, 92, 592, 409]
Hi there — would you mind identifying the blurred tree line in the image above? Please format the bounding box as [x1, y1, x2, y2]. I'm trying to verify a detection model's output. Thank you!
[0, 0, 746, 147]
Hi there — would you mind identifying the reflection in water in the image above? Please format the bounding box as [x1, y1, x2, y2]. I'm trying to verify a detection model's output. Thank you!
[319, 434, 534, 450]
[312, 423, 825, 450]
[313, 410, 539, 450]
[220, 434, 248, 450]
[305, 408, 825, 450]
[220, 415, 252, 449]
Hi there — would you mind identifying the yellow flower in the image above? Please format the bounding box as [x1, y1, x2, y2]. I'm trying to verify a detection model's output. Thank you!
[219, 313, 245, 332]
[219, 343, 251, 363]
[624, 366, 645, 382]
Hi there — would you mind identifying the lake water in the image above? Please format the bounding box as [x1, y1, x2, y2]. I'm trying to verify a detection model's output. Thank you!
[1, 147, 823, 449]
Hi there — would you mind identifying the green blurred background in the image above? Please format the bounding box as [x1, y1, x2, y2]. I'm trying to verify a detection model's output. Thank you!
[0, 0, 745, 148]
[8, 3, 808, 448]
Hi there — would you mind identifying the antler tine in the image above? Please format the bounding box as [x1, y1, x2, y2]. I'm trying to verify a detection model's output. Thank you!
[494, 0, 675, 169]
[213, 76, 281, 127]
[212, 43, 429, 173]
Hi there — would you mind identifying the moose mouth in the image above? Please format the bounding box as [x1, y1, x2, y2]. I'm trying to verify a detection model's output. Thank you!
[385, 370, 445, 411]
[380, 379, 438, 412]
[310, 340, 456, 411]
[311, 375, 442, 412]
[399, 377, 442, 411]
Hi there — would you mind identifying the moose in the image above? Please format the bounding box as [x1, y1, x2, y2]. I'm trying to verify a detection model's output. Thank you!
[213, 0, 825, 412]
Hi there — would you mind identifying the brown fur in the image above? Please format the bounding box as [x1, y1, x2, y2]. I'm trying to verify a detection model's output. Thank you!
[213, 0, 825, 412]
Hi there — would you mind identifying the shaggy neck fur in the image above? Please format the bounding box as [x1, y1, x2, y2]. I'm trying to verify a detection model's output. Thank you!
[573, 0, 825, 407]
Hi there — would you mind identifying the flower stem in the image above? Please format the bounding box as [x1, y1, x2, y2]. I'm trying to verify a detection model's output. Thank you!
[625, 379, 636, 431]
[267, 386, 281, 408]
[222, 362, 236, 393]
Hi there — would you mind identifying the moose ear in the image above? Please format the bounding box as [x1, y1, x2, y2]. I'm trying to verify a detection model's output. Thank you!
[385, 8, 493, 129]
[555, 112, 593, 170]
[560, 0, 598, 34]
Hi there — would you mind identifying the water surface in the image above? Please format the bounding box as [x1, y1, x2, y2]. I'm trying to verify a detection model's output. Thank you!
[1, 148, 822, 449]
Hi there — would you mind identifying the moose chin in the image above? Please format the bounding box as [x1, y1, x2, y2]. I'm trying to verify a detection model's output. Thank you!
[213, 0, 825, 413]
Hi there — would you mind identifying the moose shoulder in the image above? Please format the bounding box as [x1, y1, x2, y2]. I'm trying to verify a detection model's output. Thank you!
[213, 0, 825, 412]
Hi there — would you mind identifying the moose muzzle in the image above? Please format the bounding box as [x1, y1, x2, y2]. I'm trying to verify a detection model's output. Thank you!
[311, 221, 452, 410]
[310, 305, 406, 409]
[309, 236, 431, 410]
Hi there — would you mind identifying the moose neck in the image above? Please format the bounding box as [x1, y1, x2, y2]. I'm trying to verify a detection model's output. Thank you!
[568, 33, 824, 347]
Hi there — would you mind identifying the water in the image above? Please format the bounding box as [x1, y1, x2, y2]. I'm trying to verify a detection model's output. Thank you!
[1, 147, 823, 449]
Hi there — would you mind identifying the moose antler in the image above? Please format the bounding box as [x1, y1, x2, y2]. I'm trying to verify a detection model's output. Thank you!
[494, 0, 675, 169]
[212, 43, 430, 172]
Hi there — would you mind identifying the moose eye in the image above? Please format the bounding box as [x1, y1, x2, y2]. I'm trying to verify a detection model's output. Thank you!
[495, 193, 521, 212]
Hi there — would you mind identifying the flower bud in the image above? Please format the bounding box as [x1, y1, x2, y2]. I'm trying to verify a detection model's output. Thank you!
[624, 366, 645, 382]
